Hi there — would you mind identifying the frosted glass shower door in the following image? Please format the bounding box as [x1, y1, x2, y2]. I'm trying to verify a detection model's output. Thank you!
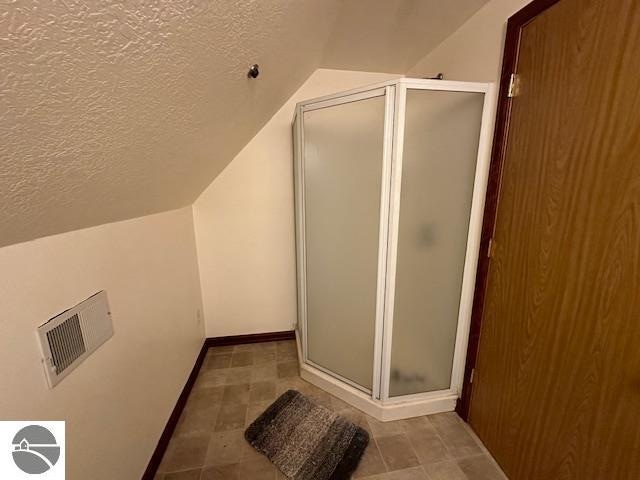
[301, 91, 388, 391]
[388, 88, 485, 397]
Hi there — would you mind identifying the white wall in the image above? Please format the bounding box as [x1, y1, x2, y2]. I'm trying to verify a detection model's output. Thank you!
[407, 0, 530, 82]
[191, 0, 534, 341]
[0, 207, 204, 480]
[193, 69, 400, 337]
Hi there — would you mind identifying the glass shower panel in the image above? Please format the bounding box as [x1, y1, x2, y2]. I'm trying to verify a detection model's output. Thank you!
[303, 94, 386, 390]
[389, 89, 484, 397]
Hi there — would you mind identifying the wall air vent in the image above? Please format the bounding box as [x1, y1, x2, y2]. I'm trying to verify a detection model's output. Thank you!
[37, 291, 114, 388]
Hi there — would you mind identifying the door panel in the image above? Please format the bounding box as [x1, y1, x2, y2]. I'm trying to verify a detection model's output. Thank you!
[303, 95, 386, 390]
[389, 90, 484, 396]
[470, 0, 640, 479]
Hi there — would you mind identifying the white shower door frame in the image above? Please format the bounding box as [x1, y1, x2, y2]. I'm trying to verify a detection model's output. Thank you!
[293, 78, 496, 413]
[294, 84, 394, 400]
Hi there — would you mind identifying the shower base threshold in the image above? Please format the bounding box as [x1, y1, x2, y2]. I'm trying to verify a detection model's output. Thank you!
[295, 332, 458, 422]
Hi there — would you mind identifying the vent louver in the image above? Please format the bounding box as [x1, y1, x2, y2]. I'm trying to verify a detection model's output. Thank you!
[46, 313, 86, 374]
[37, 291, 113, 388]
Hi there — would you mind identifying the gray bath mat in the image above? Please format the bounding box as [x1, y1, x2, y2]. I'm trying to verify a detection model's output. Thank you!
[244, 390, 369, 480]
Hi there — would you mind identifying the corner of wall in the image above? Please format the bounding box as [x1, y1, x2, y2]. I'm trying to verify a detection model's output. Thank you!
[0, 207, 206, 479]
[192, 68, 401, 339]
[406, 0, 530, 83]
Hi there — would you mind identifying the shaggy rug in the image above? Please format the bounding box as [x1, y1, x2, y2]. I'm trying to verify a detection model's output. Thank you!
[244, 390, 369, 480]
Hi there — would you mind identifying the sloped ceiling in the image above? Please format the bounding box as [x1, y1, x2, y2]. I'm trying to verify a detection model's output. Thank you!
[322, 0, 488, 73]
[0, 0, 487, 247]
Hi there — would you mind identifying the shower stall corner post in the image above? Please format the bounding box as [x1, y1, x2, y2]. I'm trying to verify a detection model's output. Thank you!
[371, 84, 397, 401]
[379, 80, 407, 403]
[292, 104, 308, 363]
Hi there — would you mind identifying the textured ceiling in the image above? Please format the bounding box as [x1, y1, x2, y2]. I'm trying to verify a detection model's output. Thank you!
[0, 0, 487, 247]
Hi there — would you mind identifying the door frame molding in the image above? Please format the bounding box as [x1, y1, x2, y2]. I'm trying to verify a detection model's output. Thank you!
[456, 0, 562, 420]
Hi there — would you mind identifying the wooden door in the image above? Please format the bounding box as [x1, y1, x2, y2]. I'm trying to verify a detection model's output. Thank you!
[468, 0, 640, 478]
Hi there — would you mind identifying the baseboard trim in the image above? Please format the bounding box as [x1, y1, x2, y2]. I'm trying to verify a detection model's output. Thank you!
[205, 330, 296, 347]
[141, 330, 295, 479]
[141, 340, 208, 480]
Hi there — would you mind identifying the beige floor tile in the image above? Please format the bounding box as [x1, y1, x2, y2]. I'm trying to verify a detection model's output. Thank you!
[423, 460, 467, 480]
[427, 412, 461, 430]
[204, 429, 253, 466]
[435, 423, 483, 459]
[306, 389, 333, 409]
[337, 407, 369, 434]
[233, 343, 254, 352]
[360, 467, 429, 479]
[231, 351, 253, 367]
[385, 466, 429, 479]
[158, 344, 504, 480]
[194, 370, 227, 390]
[185, 386, 224, 411]
[221, 384, 250, 405]
[405, 426, 451, 465]
[159, 433, 211, 473]
[366, 417, 404, 438]
[251, 363, 278, 382]
[276, 361, 299, 379]
[253, 350, 277, 365]
[457, 454, 506, 480]
[353, 441, 387, 478]
[164, 468, 201, 480]
[376, 434, 420, 472]
[241, 442, 269, 463]
[208, 345, 235, 355]
[246, 400, 272, 427]
[397, 416, 435, 434]
[224, 367, 253, 385]
[275, 377, 307, 395]
[200, 463, 240, 479]
[174, 405, 220, 436]
[329, 395, 351, 412]
[249, 381, 276, 403]
[276, 346, 298, 362]
[214, 403, 248, 431]
[205, 354, 232, 370]
[291, 379, 322, 396]
[236, 456, 276, 479]
[276, 340, 296, 351]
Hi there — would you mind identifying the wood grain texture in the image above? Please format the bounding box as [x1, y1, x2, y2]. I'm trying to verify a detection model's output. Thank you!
[456, 0, 552, 420]
[469, 0, 640, 479]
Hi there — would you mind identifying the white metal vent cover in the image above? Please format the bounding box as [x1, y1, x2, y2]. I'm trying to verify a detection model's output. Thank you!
[37, 291, 114, 388]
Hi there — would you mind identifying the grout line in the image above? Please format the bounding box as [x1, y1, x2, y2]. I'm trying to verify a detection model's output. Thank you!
[460, 425, 508, 479]
[401, 430, 423, 470]
[371, 436, 390, 474]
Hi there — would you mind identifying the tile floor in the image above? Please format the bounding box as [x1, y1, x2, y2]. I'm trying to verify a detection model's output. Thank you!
[155, 340, 506, 480]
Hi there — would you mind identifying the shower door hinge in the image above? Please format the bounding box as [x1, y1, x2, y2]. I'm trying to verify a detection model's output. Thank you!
[487, 238, 496, 258]
[507, 73, 520, 98]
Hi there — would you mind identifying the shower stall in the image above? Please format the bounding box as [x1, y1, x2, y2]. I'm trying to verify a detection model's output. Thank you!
[292, 78, 494, 420]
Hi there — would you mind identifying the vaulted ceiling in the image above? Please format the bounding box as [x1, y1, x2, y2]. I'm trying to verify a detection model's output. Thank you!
[0, 0, 487, 247]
